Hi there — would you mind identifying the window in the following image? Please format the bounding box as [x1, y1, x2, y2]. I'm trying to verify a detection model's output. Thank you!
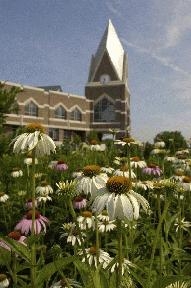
[70, 108, 82, 121]
[49, 128, 59, 141]
[94, 97, 116, 122]
[25, 101, 38, 116]
[55, 106, 66, 119]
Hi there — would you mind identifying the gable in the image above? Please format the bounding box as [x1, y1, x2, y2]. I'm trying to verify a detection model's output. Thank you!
[92, 51, 119, 82]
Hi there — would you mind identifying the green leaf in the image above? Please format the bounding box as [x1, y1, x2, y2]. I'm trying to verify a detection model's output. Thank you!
[36, 256, 74, 286]
[152, 275, 191, 288]
[0, 236, 31, 262]
[0, 247, 11, 265]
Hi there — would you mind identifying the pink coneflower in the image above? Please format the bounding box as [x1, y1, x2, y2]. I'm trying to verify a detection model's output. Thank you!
[0, 230, 27, 251]
[25, 199, 38, 209]
[73, 196, 87, 209]
[54, 160, 68, 171]
[15, 210, 49, 235]
[142, 164, 162, 177]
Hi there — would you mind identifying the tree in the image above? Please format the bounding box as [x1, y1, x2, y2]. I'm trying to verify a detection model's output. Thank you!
[0, 82, 21, 131]
[154, 130, 188, 153]
[0, 82, 21, 156]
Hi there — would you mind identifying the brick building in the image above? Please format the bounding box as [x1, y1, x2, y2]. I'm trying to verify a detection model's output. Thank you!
[3, 20, 130, 144]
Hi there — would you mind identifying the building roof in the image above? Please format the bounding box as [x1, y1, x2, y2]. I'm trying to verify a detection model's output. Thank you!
[38, 85, 63, 92]
[89, 19, 125, 81]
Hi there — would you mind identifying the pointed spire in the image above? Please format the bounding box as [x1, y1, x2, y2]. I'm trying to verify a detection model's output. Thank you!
[89, 20, 125, 81]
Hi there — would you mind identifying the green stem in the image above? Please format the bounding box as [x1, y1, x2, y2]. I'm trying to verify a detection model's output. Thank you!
[177, 193, 183, 274]
[95, 213, 100, 267]
[127, 146, 132, 181]
[148, 199, 170, 287]
[11, 252, 17, 287]
[67, 199, 92, 271]
[117, 219, 123, 287]
[30, 149, 36, 288]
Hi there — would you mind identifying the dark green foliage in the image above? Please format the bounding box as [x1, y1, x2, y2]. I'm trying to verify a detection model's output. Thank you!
[154, 130, 188, 153]
[0, 82, 21, 131]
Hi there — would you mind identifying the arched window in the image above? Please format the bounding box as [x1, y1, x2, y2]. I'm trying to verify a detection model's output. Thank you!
[94, 97, 116, 122]
[55, 106, 66, 119]
[70, 108, 82, 121]
[25, 101, 38, 116]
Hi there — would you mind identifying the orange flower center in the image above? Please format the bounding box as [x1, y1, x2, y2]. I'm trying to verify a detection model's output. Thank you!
[0, 274, 7, 282]
[8, 231, 21, 240]
[182, 176, 191, 183]
[107, 176, 131, 194]
[90, 139, 98, 145]
[25, 123, 45, 133]
[73, 196, 84, 202]
[131, 156, 140, 162]
[26, 210, 40, 219]
[83, 165, 101, 177]
[89, 246, 97, 255]
[81, 211, 92, 218]
[122, 137, 135, 144]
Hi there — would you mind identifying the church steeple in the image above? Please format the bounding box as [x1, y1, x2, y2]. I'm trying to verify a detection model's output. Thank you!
[85, 20, 130, 138]
[88, 19, 125, 82]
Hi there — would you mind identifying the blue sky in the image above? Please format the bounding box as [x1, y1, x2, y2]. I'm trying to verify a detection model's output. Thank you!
[1, 0, 191, 142]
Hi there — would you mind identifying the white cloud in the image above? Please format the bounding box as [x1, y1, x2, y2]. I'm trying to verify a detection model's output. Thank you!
[122, 39, 191, 77]
[105, 0, 123, 18]
[163, 1, 191, 48]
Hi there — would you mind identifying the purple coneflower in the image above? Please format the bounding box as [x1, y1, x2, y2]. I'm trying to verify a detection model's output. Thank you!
[25, 198, 38, 209]
[0, 230, 27, 251]
[142, 164, 162, 177]
[54, 160, 68, 171]
[73, 196, 87, 209]
[15, 210, 49, 235]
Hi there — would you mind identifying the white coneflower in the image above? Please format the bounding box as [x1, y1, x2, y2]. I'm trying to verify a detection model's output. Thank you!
[36, 181, 53, 196]
[50, 278, 82, 288]
[130, 157, 147, 169]
[90, 143, 106, 151]
[174, 218, 191, 232]
[110, 258, 135, 275]
[37, 195, 52, 203]
[114, 167, 136, 179]
[72, 171, 83, 178]
[24, 157, 38, 165]
[77, 211, 95, 230]
[181, 176, 191, 191]
[12, 123, 56, 157]
[175, 149, 189, 157]
[60, 222, 86, 246]
[97, 210, 110, 222]
[11, 168, 23, 178]
[75, 165, 108, 199]
[98, 220, 116, 232]
[56, 180, 77, 198]
[164, 156, 177, 163]
[79, 246, 111, 268]
[92, 176, 149, 221]
[165, 281, 191, 288]
[114, 137, 141, 147]
[154, 141, 165, 148]
[0, 274, 9, 288]
[150, 148, 166, 155]
[0, 192, 9, 203]
[101, 166, 114, 175]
